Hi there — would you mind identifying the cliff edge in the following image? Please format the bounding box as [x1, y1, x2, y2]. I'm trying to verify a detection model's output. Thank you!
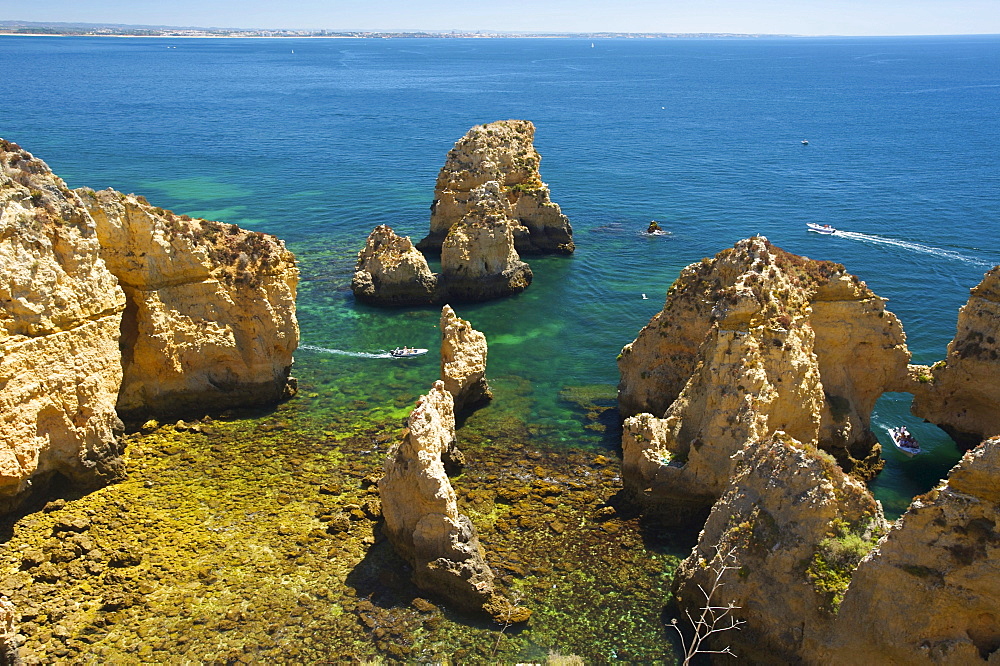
[0, 140, 127, 510]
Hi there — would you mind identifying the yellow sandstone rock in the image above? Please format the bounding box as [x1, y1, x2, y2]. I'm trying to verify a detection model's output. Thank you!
[439, 305, 492, 414]
[419, 120, 573, 255]
[911, 266, 1000, 449]
[0, 140, 127, 509]
[619, 237, 909, 511]
[80, 188, 299, 419]
[351, 224, 439, 306]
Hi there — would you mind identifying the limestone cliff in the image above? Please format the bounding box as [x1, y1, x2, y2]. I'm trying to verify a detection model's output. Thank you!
[378, 381, 527, 622]
[619, 237, 909, 509]
[439, 305, 492, 414]
[0, 140, 126, 510]
[827, 436, 1000, 664]
[79, 188, 299, 420]
[418, 120, 573, 255]
[439, 182, 532, 302]
[910, 266, 1000, 449]
[672, 431, 887, 662]
[351, 225, 440, 306]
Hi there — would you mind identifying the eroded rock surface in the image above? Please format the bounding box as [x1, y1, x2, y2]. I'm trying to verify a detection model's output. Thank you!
[0, 140, 126, 510]
[672, 431, 887, 662]
[828, 436, 1000, 664]
[619, 237, 909, 510]
[352, 185, 531, 306]
[378, 381, 526, 623]
[439, 182, 532, 302]
[419, 120, 573, 255]
[80, 189, 299, 420]
[351, 225, 440, 306]
[911, 266, 1000, 449]
[439, 305, 492, 414]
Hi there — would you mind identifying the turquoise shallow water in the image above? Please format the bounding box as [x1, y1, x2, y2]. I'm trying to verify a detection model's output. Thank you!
[3, 36, 998, 520]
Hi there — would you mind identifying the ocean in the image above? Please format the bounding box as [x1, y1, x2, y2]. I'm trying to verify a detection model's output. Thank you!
[1, 34, 998, 661]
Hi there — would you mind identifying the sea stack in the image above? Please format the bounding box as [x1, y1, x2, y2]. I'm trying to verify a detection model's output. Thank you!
[419, 120, 573, 255]
[439, 305, 492, 414]
[909, 265, 1000, 449]
[439, 182, 532, 302]
[378, 381, 528, 623]
[80, 188, 299, 420]
[0, 140, 127, 511]
[351, 224, 440, 306]
[618, 237, 910, 514]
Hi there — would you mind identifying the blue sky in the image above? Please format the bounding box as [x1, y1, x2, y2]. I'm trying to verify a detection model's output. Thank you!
[6, 0, 1000, 35]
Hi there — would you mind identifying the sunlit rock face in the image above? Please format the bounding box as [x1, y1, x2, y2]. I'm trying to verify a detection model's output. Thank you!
[0, 139, 127, 510]
[910, 266, 1000, 450]
[419, 120, 573, 255]
[81, 188, 299, 420]
[618, 237, 909, 512]
[439, 305, 492, 415]
[351, 224, 440, 306]
[672, 431, 887, 663]
[378, 381, 528, 623]
[824, 436, 1000, 665]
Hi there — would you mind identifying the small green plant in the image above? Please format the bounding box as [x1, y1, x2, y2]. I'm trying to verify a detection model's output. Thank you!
[917, 372, 933, 383]
[807, 519, 881, 612]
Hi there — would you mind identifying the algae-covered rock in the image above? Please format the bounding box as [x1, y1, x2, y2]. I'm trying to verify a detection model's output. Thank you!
[673, 431, 887, 662]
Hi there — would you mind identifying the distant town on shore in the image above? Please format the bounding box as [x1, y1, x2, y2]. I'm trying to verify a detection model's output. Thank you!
[0, 20, 789, 39]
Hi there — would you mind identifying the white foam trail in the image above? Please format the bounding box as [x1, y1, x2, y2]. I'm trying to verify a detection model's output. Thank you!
[835, 231, 993, 267]
[299, 344, 393, 359]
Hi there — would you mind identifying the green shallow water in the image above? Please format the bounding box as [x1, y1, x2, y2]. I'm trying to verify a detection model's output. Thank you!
[1, 362, 694, 663]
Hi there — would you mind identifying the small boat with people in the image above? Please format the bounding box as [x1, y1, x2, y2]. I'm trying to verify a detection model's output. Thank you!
[888, 426, 921, 457]
[390, 347, 428, 358]
[806, 222, 837, 235]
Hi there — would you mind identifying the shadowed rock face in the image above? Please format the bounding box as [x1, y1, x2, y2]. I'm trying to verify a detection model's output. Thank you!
[910, 266, 1000, 450]
[418, 120, 573, 255]
[619, 237, 909, 511]
[378, 381, 527, 623]
[0, 139, 127, 511]
[439, 305, 492, 415]
[80, 188, 299, 420]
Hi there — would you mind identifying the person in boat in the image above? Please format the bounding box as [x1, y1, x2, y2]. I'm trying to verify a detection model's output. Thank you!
[647, 220, 662, 234]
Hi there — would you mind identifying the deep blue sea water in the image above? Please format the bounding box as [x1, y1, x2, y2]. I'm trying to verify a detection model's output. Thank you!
[2, 35, 998, 517]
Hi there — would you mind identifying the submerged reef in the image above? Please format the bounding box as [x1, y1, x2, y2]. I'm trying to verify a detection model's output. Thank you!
[419, 119, 573, 256]
[621, 238, 1000, 662]
[0, 138, 299, 513]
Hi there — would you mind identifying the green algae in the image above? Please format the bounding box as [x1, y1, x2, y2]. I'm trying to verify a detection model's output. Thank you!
[1, 325, 687, 662]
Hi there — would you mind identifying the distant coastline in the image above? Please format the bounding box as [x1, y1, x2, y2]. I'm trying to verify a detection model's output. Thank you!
[0, 20, 791, 39]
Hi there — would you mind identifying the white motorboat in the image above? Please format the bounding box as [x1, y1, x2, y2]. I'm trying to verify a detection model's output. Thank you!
[806, 222, 837, 235]
[390, 347, 428, 358]
[888, 426, 921, 457]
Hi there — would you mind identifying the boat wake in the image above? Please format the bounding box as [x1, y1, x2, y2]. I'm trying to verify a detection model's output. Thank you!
[299, 344, 394, 359]
[834, 231, 993, 267]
